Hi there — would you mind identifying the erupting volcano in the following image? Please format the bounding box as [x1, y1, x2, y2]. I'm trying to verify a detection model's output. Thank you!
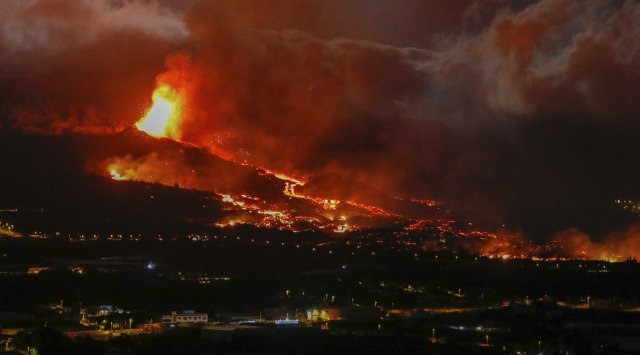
[87, 57, 639, 263]
[92, 80, 554, 260]
[2, 0, 638, 263]
[2, 3, 640, 352]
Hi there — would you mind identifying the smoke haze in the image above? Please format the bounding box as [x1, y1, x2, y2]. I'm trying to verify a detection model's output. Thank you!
[1, 0, 639, 243]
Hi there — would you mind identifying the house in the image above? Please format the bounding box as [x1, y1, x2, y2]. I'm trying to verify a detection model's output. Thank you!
[162, 311, 208, 325]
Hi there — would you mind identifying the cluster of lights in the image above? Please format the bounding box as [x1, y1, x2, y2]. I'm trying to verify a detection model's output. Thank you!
[614, 199, 640, 215]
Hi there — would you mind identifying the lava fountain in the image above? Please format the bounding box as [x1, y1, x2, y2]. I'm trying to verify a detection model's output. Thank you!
[135, 84, 183, 138]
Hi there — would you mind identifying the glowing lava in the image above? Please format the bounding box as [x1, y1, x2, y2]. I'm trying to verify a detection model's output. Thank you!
[135, 84, 183, 138]
[110, 169, 126, 181]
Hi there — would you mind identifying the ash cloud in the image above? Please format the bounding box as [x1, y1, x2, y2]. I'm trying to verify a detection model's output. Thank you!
[0, 0, 187, 133]
[2, 0, 640, 242]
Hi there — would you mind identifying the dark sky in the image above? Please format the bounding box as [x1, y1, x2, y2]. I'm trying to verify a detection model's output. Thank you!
[0, 0, 639, 242]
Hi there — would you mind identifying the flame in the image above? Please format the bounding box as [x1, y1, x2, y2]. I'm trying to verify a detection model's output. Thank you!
[135, 84, 183, 138]
[110, 169, 126, 181]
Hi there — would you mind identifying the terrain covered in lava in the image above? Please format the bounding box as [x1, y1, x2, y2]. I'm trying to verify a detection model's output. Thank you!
[1, 129, 636, 261]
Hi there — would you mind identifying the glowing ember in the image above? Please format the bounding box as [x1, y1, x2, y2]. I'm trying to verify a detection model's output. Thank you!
[334, 224, 350, 233]
[323, 199, 339, 210]
[135, 84, 183, 138]
[345, 201, 398, 218]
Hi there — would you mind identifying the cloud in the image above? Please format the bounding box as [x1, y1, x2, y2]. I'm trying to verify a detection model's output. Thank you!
[434, 0, 640, 117]
[0, 0, 187, 133]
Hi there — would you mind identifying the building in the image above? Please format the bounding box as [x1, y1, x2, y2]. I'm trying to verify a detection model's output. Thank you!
[306, 309, 332, 322]
[162, 311, 208, 325]
[306, 306, 379, 322]
[98, 305, 124, 316]
[27, 266, 50, 274]
[274, 318, 299, 326]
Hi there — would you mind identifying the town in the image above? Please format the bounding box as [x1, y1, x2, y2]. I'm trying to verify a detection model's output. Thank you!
[2, 233, 640, 354]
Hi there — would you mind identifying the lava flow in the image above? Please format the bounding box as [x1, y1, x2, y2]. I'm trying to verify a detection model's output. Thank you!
[101, 79, 614, 261]
[102, 82, 535, 255]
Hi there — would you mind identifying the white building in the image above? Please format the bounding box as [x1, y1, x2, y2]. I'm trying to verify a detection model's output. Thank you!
[162, 311, 208, 325]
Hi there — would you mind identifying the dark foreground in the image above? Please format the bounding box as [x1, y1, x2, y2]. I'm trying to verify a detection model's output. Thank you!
[2, 238, 640, 354]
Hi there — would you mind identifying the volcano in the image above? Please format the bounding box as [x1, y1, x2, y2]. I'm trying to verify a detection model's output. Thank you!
[0, 128, 450, 235]
[1, 124, 636, 261]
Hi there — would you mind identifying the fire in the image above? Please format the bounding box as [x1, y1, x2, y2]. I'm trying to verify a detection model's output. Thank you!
[135, 84, 183, 138]
[110, 169, 126, 181]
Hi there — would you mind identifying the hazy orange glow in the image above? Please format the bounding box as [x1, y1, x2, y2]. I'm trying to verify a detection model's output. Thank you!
[135, 84, 183, 138]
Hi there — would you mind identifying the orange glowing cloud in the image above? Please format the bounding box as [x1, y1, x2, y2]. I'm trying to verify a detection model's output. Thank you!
[556, 225, 640, 262]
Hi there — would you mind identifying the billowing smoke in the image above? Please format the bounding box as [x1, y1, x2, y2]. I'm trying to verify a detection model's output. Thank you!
[556, 224, 640, 261]
[0, 0, 187, 133]
[2, 0, 639, 244]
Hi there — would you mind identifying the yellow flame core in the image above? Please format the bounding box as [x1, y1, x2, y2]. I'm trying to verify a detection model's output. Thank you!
[135, 84, 183, 138]
[110, 169, 126, 181]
